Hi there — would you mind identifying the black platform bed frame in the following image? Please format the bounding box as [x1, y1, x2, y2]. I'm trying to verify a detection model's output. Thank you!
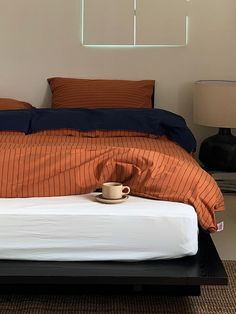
[0, 229, 227, 296]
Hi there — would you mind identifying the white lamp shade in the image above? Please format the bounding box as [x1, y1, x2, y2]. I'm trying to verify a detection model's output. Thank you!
[193, 80, 236, 128]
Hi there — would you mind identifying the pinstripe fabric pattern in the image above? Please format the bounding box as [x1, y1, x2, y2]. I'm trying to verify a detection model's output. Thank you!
[0, 98, 33, 110]
[48, 78, 155, 109]
[0, 130, 224, 232]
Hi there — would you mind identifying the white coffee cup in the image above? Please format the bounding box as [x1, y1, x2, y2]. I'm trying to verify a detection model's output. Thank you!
[102, 182, 130, 200]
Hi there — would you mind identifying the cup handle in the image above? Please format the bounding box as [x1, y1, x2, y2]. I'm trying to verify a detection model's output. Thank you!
[122, 186, 130, 195]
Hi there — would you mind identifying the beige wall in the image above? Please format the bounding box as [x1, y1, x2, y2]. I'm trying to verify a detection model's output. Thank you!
[0, 0, 236, 144]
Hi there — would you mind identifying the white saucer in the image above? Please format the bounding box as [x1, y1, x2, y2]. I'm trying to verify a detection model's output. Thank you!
[95, 194, 129, 204]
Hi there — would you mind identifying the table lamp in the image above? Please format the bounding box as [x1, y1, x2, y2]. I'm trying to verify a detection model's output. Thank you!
[193, 80, 236, 171]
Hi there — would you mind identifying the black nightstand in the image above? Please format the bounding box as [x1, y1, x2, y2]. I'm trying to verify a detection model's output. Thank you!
[206, 170, 236, 193]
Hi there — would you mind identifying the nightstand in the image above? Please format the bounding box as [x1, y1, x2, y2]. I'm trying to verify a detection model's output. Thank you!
[207, 170, 236, 193]
[205, 169, 236, 260]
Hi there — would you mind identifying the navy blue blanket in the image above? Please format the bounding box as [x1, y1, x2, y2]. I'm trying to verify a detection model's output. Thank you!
[0, 108, 196, 153]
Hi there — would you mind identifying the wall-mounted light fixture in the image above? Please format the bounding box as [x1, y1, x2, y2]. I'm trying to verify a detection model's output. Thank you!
[81, 0, 190, 48]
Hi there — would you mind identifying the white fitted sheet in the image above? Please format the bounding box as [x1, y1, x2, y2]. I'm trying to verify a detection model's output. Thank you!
[0, 194, 198, 261]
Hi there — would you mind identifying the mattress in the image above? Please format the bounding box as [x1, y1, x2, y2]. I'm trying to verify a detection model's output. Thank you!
[0, 193, 198, 261]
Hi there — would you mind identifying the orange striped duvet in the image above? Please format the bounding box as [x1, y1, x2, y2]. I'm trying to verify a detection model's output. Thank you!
[0, 130, 224, 232]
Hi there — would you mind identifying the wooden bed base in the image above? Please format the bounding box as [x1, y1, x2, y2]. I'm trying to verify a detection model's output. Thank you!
[0, 229, 228, 296]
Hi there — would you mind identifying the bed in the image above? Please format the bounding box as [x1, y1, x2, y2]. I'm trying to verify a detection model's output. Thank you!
[0, 78, 228, 295]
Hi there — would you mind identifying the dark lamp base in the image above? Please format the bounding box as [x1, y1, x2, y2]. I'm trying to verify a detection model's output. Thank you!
[199, 128, 236, 171]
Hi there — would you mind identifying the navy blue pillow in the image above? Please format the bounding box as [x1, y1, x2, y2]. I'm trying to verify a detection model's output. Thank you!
[0, 110, 32, 133]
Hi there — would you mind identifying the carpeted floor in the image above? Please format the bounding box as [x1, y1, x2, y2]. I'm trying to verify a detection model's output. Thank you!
[0, 261, 235, 314]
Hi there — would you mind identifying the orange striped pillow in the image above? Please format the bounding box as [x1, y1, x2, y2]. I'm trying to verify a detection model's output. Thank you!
[0, 98, 33, 110]
[48, 77, 155, 109]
